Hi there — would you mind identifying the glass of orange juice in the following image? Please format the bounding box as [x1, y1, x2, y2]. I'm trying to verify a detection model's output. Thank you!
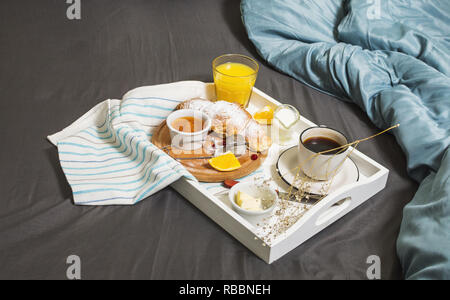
[212, 54, 259, 108]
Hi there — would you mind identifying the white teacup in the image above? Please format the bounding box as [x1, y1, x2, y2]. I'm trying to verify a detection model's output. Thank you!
[166, 109, 211, 152]
[298, 126, 349, 181]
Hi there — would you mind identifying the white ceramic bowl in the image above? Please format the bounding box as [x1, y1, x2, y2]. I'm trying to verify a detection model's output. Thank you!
[166, 109, 211, 151]
[298, 126, 349, 180]
[228, 182, 277, 216]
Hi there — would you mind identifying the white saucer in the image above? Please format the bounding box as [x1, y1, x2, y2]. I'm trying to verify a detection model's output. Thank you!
[276, 146, 359, 196]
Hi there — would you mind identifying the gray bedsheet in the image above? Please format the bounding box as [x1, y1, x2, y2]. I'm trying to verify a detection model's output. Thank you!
[0, 0, 418, 279]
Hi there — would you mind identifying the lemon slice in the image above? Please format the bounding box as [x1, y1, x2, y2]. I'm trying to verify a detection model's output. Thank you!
[253, 105, 274, 125]
[208, 151, 241, 172]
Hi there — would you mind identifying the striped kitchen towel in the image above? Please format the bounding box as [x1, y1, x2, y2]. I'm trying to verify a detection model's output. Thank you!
[47, 81, 213, 205]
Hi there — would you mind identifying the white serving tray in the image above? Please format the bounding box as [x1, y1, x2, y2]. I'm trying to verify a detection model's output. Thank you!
[171, 83, 389, 264]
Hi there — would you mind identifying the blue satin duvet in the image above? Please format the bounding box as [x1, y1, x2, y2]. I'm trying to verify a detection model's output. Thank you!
[241, 0, 450, 279]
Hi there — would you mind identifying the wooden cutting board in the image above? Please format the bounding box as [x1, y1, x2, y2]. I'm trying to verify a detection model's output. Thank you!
[152, 121, 267, 182]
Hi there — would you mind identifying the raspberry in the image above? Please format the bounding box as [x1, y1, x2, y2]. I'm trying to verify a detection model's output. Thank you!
[251, 154, 258, 161]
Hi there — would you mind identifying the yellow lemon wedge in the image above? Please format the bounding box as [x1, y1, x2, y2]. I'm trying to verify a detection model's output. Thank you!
[253, 105, 274, 125]
[208, 152, 241, 172]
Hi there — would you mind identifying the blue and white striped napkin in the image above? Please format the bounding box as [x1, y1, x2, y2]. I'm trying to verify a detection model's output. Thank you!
[47, 81, 215, 205]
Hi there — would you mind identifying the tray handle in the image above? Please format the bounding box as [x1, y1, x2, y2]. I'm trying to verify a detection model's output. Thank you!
[290, 176, 382, 235]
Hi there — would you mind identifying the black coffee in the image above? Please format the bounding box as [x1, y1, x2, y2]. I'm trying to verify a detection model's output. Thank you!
[303, 137, 343, 155]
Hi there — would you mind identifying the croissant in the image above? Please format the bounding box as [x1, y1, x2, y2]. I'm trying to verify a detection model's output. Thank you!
[176, 98, 272, 152]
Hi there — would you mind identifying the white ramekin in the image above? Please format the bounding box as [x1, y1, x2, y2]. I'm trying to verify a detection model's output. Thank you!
[228, 182, 277, 216]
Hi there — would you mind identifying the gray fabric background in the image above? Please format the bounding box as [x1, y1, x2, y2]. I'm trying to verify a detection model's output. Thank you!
[0, 0, 418, 279]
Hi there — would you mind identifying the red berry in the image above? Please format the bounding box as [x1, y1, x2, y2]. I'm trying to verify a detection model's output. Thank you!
[251, 154, 258, 161]
[211, 143, 215, 148]
[224, 179, 239, 188]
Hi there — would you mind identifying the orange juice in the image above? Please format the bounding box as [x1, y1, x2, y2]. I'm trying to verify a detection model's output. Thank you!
[213, 60, 258, 107]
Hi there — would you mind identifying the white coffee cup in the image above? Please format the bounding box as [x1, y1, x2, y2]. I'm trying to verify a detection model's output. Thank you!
[298, 126, 349, 180]
[166, 109, 211, 151]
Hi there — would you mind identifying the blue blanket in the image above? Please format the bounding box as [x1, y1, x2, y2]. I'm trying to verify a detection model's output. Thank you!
[241, 0, 450, 279]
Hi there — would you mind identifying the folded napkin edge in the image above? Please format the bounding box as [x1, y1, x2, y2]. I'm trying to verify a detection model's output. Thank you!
[47, 99, 121, 146]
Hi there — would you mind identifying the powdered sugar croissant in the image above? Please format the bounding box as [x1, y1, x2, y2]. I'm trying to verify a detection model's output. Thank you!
[176, 98, 272, 152]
